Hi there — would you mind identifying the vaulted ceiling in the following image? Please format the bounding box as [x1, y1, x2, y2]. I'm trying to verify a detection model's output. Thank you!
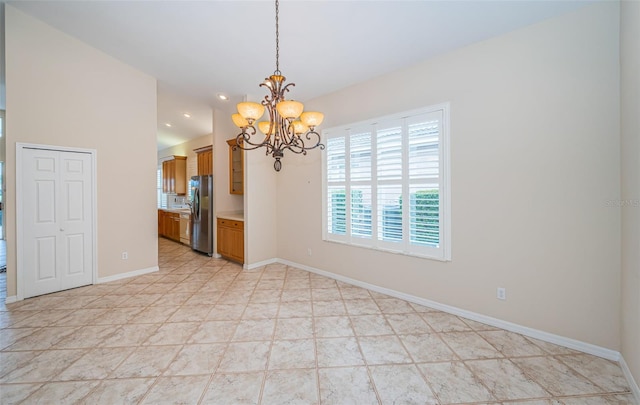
[5, 0, 594, 149]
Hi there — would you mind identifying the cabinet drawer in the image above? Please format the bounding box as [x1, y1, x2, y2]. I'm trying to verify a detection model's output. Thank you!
[217, 218, 243, 228]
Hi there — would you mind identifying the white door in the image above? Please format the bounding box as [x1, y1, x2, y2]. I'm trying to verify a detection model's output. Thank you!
[21, 148, 94, 298]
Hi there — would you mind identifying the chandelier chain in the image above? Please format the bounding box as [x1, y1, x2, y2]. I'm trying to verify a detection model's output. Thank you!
[275, 0, 280, 75]
[232, 0, 325, 172]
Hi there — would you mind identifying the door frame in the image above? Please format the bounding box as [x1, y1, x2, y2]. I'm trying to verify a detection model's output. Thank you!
[16, 143, 98, 301]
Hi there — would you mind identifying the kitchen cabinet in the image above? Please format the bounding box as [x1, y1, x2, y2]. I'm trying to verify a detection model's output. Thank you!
[194, 145, 213, 176]
[217, 217, 244, 263]
[158, 210, 164, 235]
[169, 213, 180, 241]
[162, 156, 187, 195]
[158, 210, 181, 242]
[227, 139, 244, 195]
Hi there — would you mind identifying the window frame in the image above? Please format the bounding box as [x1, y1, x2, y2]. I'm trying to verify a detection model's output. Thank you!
[321, 103, 451, 261]
[157, 163, 167, 209]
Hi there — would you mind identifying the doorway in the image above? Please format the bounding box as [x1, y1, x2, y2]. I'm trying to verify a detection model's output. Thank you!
[16, 143, 97, 299]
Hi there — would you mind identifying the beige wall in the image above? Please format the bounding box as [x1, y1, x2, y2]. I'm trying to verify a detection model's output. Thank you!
[621, 0, 640, 389]
[277, 2, 622, 350]
[5, 6, 158, 295]
[245, 147, 277, 267]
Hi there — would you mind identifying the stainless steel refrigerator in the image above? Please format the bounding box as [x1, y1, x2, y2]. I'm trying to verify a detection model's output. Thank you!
[190, 175, 214, 256]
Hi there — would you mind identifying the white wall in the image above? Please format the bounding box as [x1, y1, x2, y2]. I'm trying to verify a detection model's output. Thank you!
[277, 2, 622, 350]
[620, 0, 640, 389]
[4, 6, 158, 295]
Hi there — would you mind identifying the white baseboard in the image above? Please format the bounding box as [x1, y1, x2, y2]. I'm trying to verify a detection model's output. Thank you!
[279, 258, 640, 397]
[5, 295, 18, 304]
[278, 258, 622, 363]
[619, 355, 640, 404]
[97, 266, 159, 284]
[244, 258, 279, 270]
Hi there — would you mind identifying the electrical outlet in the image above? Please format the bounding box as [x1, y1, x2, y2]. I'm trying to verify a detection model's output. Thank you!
[307, 248, 312, 256]
[497, 287, 506, 300]
[122, 252, 128, 260]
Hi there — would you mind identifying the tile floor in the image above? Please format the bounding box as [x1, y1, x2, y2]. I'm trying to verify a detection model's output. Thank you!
[0, 238, 636, 404]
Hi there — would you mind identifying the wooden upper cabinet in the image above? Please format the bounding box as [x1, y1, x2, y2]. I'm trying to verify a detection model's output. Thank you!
[227, 139, 244, 195]
[194, 145, 213, 176]
[162, 155, 187, 195]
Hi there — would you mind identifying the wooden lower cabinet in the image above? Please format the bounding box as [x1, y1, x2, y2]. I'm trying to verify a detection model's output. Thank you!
[158, 210, 181, 242]
[168, 213, 180, 241]
[217, 218, 244, 263]
[158, 210, 164, 235]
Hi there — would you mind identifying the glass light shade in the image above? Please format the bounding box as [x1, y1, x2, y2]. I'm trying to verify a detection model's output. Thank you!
[258, 121, 272, 135]
[291, 120, 309, 135]
[300, 111, 324, 128]
[231, 113, 249, 128]
[237, 102, 265, 121]
[276, 100, 304, 119]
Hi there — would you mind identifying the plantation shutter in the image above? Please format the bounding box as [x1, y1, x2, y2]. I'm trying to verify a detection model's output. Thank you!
[323, 104, 449, 261]
[326, 137, 347, 236]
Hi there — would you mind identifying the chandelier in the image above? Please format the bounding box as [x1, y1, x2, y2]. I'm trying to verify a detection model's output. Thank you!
[231, 0, 325, 172]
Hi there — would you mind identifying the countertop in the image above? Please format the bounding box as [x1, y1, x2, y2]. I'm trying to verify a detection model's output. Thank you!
[217, 211, 244, 221]
[159, 208, 191, 214]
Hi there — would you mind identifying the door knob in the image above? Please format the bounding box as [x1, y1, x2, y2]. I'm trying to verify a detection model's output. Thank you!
[60, 228, 65, 232]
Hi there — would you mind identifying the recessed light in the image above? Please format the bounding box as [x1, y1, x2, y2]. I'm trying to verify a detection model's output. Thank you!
[165, 123, 172, 127]
[183, 113, 191, 118]
[217, 93, 229, 101]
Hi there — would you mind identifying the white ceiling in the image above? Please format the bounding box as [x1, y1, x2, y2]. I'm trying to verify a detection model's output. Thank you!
[6, 0, 595, 150]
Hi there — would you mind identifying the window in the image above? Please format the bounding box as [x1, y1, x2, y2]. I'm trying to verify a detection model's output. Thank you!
[157, 164, 167, 209]
[322, 104, 450, 261]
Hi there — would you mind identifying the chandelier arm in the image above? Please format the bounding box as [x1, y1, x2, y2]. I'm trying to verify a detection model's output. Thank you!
[280, 144, 305, 155]
[302, 130, 325, 150]
[281, 82, 295, 95]
[260, 83, 277, 102]
[288, 131, 324, 151]
[236, 128, 273, 151]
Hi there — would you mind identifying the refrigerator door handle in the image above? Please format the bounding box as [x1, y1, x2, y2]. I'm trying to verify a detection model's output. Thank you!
[193, 187, 200, 221]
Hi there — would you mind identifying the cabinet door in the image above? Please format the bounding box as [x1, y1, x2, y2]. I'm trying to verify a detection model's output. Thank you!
[167, 160, 176, 193]
[197, 154, 204, 176]
[169, 215, 175, 240]
[227, 139, 244, 195]
[197, 150, 212, 176]
[217, 221, 230, 257]
[195, 146, 213, 176]
[173, 157, 187, 195]
[205, 150, 213, 175]
[162, 161, 169, 193]
[217, 218, 244, 263]
[229, 227, 244, 263]
[161, 156, 187, 195]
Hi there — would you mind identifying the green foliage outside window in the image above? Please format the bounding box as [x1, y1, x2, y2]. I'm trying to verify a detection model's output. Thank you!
[329, 189, 439, 246]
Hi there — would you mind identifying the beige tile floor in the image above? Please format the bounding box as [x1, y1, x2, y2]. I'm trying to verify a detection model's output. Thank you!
[0, 238, 635, 404]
